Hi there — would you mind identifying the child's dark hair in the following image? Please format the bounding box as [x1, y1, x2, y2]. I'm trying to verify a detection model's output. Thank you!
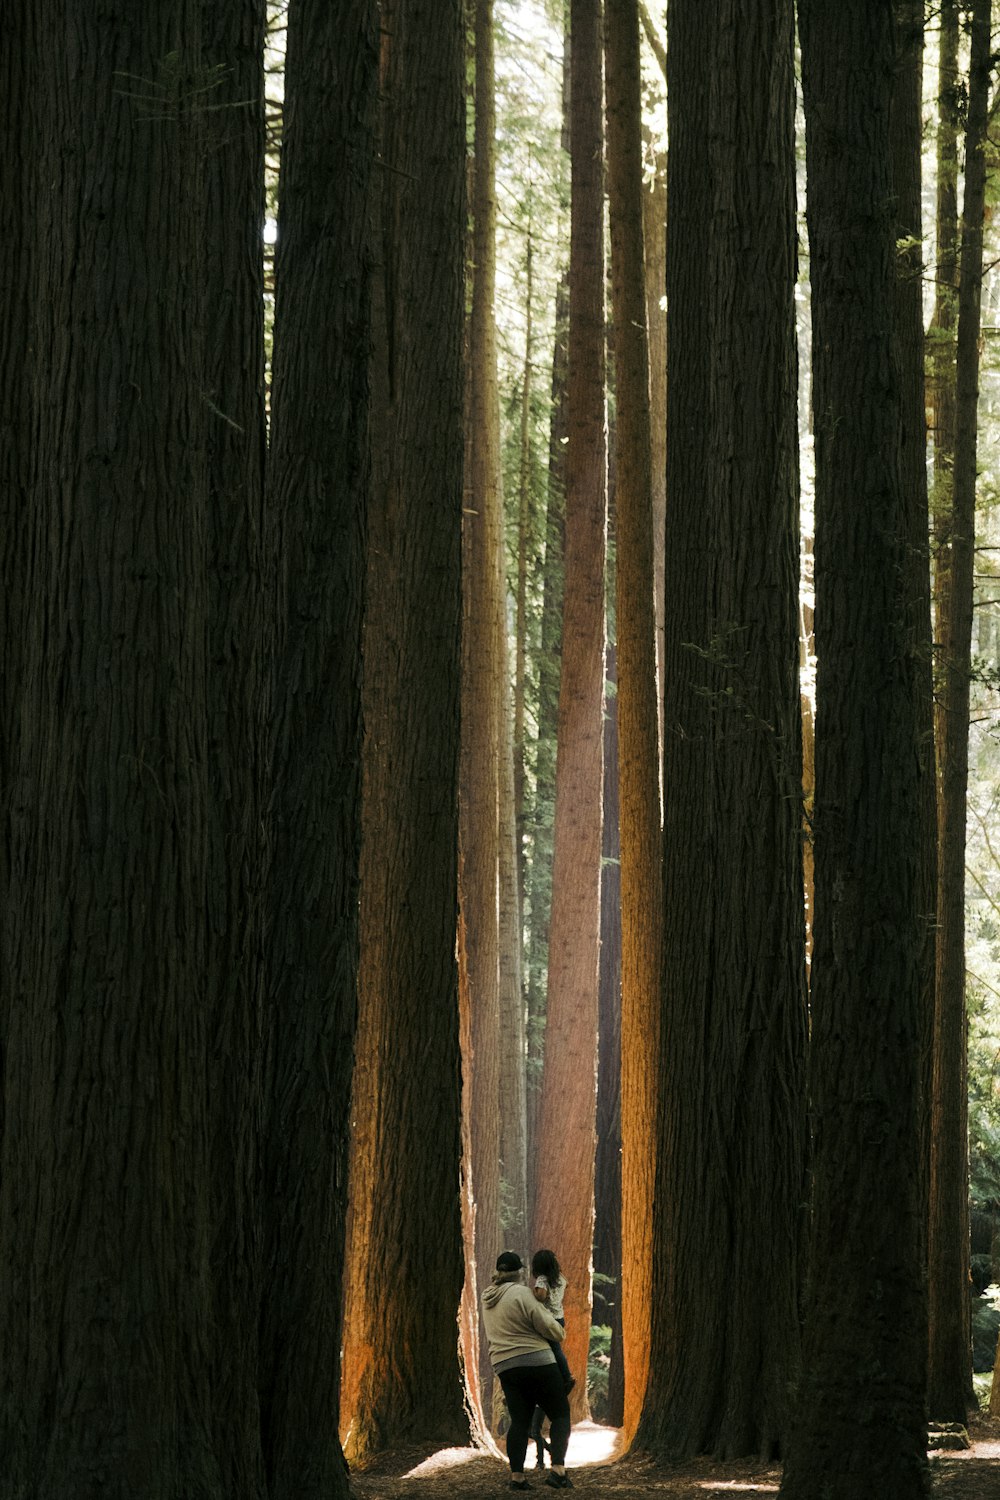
[531, 1248, 562, 1283]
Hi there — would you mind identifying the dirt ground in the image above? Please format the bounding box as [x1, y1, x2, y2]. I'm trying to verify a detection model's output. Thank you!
[350, 1412, 1000, 1500]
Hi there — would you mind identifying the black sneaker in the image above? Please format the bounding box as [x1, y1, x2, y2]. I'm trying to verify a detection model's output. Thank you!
[544, 1475, 573, 1490]
[510, 1481, 532, 1492]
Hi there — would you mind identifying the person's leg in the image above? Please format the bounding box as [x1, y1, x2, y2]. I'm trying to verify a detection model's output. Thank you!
[533, 1363, 571, 1470]
[529, 1403, 548, 1466]
[549, 1337, 573, 1388]
[498, 1368, 536, 1480]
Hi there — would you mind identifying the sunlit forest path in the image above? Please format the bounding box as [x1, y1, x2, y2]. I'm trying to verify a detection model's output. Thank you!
[350, 1417, 1000, 1499]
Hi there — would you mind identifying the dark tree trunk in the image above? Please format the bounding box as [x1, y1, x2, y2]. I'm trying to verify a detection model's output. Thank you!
[928, 0, 992, 1424]
[201, 3, 269, 1493]
[889, 0, 937, 1425]
[606, 0, 662, 1440]
[259, 2, 375, 1496]
[781, 2, 929, 1493]
[640, 0, 805, 1461]
[532, 0, 607, 1422]
[0, 6, 222, 1494]
[339, 0, 470, 1464]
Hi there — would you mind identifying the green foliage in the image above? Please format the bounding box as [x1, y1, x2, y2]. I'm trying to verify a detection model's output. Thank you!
[587, 1323, 613, 1423]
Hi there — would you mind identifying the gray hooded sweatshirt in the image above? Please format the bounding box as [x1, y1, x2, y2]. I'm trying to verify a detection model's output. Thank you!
[480, 1273, 565, 1373]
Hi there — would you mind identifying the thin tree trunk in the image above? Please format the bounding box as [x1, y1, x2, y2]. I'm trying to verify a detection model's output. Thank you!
[525, 265, 568, 1209]
[515, 222, 535, 916]
[929, 0, 992, 1425]
[460, 0, 505, 1409]
[642, 141, 667, 764]
[0, 7, 220, 1492]
[340, 0, 469, 1464]
[532, 0, 607, 1424]
[889, 0, 937, 1426]
[202, 2, 269, 1493]
[606, 0, 662, 1440]
[640, 0, 805, 1462]
[930, 0, 960, 738]
[595, 640, 624, 1426]
[260, 3, 375, 1495]
[781, 2, 929, 1491]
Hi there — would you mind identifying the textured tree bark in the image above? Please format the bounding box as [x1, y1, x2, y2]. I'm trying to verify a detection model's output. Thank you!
[781, 2, 929, 1493]
[0, 6, 223, 1493]
[459, 0, 507, 1409]
[260, 2, 375, 1496]
[525, 265, 568, 1210]
[339, 0, 469, 1466]
[639, 0, 805, 1461]
[928, 0, 991, 1426]
[532, 0, 607, 1424]
[642, 144, 667, 764]
[889, 0, 937, 1427]
[595, 641, 623, 1426]
[606, 0, 662, 1442]
[201, 4, 269, 1493]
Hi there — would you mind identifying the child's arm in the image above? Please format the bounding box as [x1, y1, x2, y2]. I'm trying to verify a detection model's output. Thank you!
[532, 1274, 550, 1303]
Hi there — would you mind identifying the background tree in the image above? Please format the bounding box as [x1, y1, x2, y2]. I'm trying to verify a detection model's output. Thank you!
[259, 1, 375, 1494]
[639, 0, 806, 1460]
[929, 0, 993, 1425]
[0, 5, 222, 1492]
[339, 0, 470, 1464]
[532, 0, 607, 1420]
[781, 1, 929, 1492]
[606, 0, 662, 1440]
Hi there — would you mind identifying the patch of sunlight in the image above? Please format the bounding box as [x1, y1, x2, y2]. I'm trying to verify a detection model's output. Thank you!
[696, 1485, 780, 1495]
[402, 1424, 622, 1479]
[403, 1448, 488, 1478]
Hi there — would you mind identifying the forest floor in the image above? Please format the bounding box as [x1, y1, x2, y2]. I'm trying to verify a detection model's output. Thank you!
[350, 1412, 1000, 1499]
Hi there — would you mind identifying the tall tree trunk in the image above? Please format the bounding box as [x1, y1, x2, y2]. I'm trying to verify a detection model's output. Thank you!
[532, 0, 607, 1424]
[930, 0, 960, 742]
[515, 223, 535, 917]
[460, 0, 508, 1410]
[525, 265, 568, 1207]
[0, 7, 222, 1493]
[595, 640, 624, 1426]
[340, 0, 469, 1464]
[780, 2, 929, 1493]
[640, 0, 805, 1461]
[606, 0, 662, 1440]
[889, 0, 937, 1425]
[202, 2, 269, 1494]
[642, 143, 667, 764]
[260, 3, 375, 1495]
[929, 0, 992, 1425]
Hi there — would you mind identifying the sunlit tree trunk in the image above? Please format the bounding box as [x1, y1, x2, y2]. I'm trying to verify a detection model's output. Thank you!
[595, 640, 623, 1426]
[532, 0, 607, 1424]
[781, 2, 929, 1492]
[0, 7, 222, 1493]
[340, 0, 469, 1465]
[261, 2, 375, 1495]
[606, 0, 662, 1440]
[929, 0, 991, 1425]
[525, 264, 568, 1205]
[640, 0, 805, 1460]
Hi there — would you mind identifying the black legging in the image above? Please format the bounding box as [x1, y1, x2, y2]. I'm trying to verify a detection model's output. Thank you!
[498, 1362, 571, 1473]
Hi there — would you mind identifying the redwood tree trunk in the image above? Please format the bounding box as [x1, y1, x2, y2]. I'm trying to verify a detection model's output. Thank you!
[260, 4, 375, 1497]
[928, 0, 991, 1424]
[202, 4, 269, 1493]
[0, 6, 221, 1493]
[639, 0, 805, 1460]
[532, 0, 607, 1423]
[606, 0, 662, 1440]
[339, 0, 470, 1465]
[780, 2, 929, 1492]
[889, 0, 937, 1423]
